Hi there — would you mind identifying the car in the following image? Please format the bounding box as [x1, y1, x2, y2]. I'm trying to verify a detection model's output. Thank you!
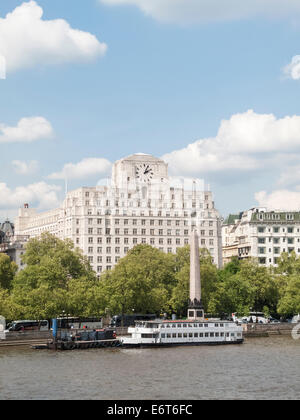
[269, 318, 280, 324]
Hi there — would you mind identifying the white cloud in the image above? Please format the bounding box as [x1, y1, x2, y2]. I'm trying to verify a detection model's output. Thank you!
[100, 0, 300, 24]
[0, 181, 61, 211]
[48, 157, 112, 180]
[12, 160, 39, 175]
[255, 190, 300, 211]
[0, 1, 107, 74]
[0, 116, 53, 143]
[283, 55, 300, 80]
[162, 110, 300, 176]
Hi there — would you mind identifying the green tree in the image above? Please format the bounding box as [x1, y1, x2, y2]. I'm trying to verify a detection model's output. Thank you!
[99, 245, 175, 318]
[277, 275, 300, 316]
[9, 233, 97, 319]
[0, 254, 17, 290]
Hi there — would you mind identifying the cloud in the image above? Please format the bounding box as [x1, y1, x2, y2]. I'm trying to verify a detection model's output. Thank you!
[0, 1, 107, 74]
[162, 110, 300, 176]
[0, 181, 61, 211]
[99, 0, 300, 24]
[255, 190, 300, 211]
[0, 117, 53, 143]
[283, 56, 300, 80]
[12, 160, 39, 175]
[48, 157, 112, 180]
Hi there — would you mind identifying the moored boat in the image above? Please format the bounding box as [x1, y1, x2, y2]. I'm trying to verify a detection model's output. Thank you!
[120, 319, 243, 347]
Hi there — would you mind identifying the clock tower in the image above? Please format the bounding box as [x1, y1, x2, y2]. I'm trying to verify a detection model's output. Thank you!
[112, 153, 168, 188]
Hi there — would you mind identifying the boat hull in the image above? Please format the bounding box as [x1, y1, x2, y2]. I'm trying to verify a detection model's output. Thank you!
[121, 339, 244, 348]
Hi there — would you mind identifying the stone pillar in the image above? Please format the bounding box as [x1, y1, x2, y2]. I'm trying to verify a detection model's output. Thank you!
[187, 228, 204, 320]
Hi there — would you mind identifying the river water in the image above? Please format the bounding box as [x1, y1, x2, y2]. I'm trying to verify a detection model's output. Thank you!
[0, 336, 299, 400]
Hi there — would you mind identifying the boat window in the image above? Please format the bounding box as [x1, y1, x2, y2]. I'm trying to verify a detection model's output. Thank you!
[231, 333, 235, 337]
[166, 324, 171, 328]
[199, 324, 203, 328]
[204, 324, 208, 328]
[183, 333, 187, 338]
[200, 333, 203, 337]
[220, 332, 224, 337]
[194, 333, 198, 337]
[215, 324, 219, 327]
[178, 333, 182, 338]
[226, 333, 230, 337]
[172, 333, 177, 338]
[177, 324, 182, 328]
[161, 324, 165, 328]
[161, 333, 165, 338]
[193, 324, 198, 327]
[215, 332, 219, 337]
[220, 323, 224, 327]
[210, 333, 214, 337]
[183, 324, 187, 328]
[172, 324, 177, 328]
[205, 333, 209, 337]
[189, 333, 193, 337]
[188, 324, 193, 328]
[237, 333, 241, 337]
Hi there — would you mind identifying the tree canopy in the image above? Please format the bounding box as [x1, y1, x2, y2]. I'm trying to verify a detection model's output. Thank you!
[1, 233, 299, 320]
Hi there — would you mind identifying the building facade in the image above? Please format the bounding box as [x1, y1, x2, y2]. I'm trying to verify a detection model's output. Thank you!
[15, 154, 223, 273]
[222, 207, 300, 267]
[0, 220, 28, 269]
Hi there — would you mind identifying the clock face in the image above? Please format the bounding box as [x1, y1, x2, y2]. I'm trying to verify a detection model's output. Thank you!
[135, 163, 154, 183]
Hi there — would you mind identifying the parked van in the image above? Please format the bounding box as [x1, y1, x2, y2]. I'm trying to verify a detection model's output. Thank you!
[291, 314, 300, 324]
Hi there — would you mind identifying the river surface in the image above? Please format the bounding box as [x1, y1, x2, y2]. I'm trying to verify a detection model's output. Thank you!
[0, 336, 299, 400]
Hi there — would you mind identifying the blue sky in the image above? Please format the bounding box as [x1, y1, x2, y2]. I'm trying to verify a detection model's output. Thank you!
[1, 0, 300, 220]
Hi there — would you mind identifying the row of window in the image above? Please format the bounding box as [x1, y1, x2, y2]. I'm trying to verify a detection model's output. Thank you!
[257, 213, 295, 221]
[85, 228, 216, 236]
[258, 237, 298, 244]
[257, 226, 299, 234]
[84, 209, 214, 217]
[258, 247, 299, 255]
[161, 323, 225, 328]
[86, 238, 214, 253]
[160, 332, 239, 339]
[84, 218, 216, 227]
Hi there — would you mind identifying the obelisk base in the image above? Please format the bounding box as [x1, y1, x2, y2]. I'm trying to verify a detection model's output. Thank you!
[187, 298, 205, 321]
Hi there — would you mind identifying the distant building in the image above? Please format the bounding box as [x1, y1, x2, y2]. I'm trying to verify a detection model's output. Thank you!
[0, 220, 28, 269]
[222, 207, 300, 267]
[15, 154, 223, 274]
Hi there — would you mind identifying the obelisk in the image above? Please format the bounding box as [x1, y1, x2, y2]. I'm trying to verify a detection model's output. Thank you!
[187, 228, 204, 320]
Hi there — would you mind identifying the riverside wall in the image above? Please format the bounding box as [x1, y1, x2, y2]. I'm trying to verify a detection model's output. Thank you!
[243, 323, 295, 337]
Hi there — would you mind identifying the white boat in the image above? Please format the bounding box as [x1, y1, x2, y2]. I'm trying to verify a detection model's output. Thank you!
[120, 319, 244, 347]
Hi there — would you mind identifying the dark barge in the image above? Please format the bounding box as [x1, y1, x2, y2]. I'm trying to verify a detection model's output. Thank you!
[32, 321, 121, 350]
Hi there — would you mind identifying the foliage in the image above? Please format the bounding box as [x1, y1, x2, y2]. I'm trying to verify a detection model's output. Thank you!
[0, 253, 17, 290]
[99, 245, 175, 317]
[0, 233, 299, 320]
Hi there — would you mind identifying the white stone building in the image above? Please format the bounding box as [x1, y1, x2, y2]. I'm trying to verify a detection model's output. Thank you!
[222, 207, 300, 266]
[15, 154, 223, 273]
